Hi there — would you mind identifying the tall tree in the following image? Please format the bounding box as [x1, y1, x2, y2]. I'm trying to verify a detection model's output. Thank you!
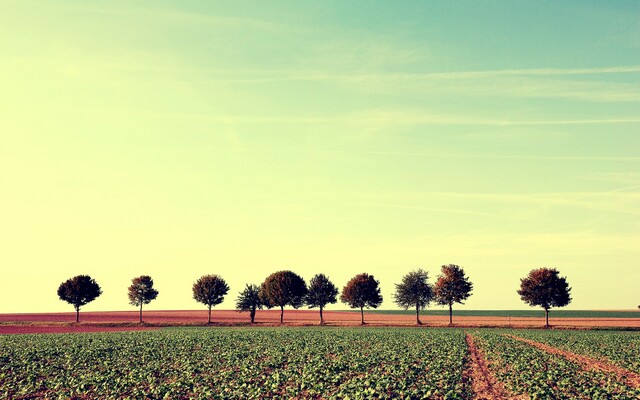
[394, 269, 434, 325]
[434, 264, 473, 325]
[128, 275, 159, 323]
[236, 284, 263, 323]
[260, 270, 307, 324]
[517, 268, 572, 328]
[192, 274, 229, 324]
[340, 273, 383, 325]
[57, 275, 102, 322]
[305, 274, 338, 325]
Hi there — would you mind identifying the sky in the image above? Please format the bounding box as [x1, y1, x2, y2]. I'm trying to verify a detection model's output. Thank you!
[1, 1, 639, 313]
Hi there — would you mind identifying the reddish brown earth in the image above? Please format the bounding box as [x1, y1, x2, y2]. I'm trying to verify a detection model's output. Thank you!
[0, 310, 638, 334]
[0, 325, 158, 334]
[465, 333, 526, 400]
[507, 335, 640, 389]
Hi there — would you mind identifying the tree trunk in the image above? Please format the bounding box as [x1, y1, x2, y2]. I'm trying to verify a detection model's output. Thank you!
[360, 306, 364, 325]
[139, 303, 143, 323]
[75, 306, 80, 323]
[250, 309, 256, 324]
[416, 304, 421, 325]
[208, 306, 212, 324]
[320, 306, 324, 325]
[448, 303, 453, 325]
[545, 308, 549, 329]
[280, 306, 284, 325]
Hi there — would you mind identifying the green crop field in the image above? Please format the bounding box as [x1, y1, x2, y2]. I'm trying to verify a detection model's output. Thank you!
[1, 327, 639, 399]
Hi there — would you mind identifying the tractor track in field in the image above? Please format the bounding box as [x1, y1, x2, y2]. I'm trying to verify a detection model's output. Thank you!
[506, 334, 640, 389]
[465, 333, 528, 400]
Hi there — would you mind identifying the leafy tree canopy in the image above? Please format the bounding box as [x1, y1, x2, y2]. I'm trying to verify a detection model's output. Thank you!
[340, 273, 383, 309]
[394, 269, 433, 310]
[192, 275, 229, 307]
[434, 264, 473, 306]
[306, 273, 338, 309]
[518, 268, 571, 310]
[128, 275, 159, 307]
[57, 275, 102, 310]
[260, 270, 307, 309]
[236, 284, 263, 312]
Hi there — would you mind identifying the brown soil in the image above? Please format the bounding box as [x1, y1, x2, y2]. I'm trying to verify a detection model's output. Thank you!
[507, 334, 640, 389]
[465, 333, 527, 400]
[0, 310, 637, 334]
[0, 325, 158, 334]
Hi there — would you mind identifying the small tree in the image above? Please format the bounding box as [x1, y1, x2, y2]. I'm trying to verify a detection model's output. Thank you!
[518, 267, 571, 328]
[192, 274, 229, 324]
[260, 270, 307, 324]
[434, 264, 473, 325]
[236, 284, 263, 323]
[57, 275, 102, 322]
[394, 269, 434, 325]
[306, 274, 338, 325]
[340, 273, 383, 325]
[128, 275, 159, 323]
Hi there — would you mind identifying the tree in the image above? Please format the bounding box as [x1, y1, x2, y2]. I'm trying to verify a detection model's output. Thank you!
[192, 274, 229, 324]
[434, 264, 473, 325]
[128, 275, 159, 323]
[518, 268, 572, 328]
[305, 274, 338, 325]
[394, 269, 434, 325]
[57, 275, 102, 322]
[236, 284, 263, 323]
[340, 273, 383, 325]
[260, 270, 307, 324]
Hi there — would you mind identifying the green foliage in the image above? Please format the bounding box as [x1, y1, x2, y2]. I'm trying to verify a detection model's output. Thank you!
[393, 269, 433, 311]
[511, 329, 640, 374]
[0, 328, 471, 399]
[57, 275, 102, 315]
[434, 265, 473, 306]
[192, 275, 229, 308]
[305, 274, 338, 309]
[340, 273, 383, 310]
[518, 268, 572, 310]
[259, 271, 307, 309]
[471, 330, 640, 398]
[235, 284, 263, 323]
[127, 275, 159, 307]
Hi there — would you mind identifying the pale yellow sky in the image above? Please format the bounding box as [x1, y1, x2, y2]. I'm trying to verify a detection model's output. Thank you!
[1, 1, 639, 313]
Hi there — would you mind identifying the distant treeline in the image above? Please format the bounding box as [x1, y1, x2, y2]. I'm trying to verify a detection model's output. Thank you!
[57, 265, 581, 327]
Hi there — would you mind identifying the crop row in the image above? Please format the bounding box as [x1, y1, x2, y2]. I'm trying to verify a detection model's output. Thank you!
[471, 330, 640, 399]
[2, 328, 638, 399]
[0, 328, 471, 399]
[511, 329, 640, 374]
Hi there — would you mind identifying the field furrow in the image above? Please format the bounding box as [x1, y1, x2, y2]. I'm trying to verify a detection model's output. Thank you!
[471, 330, 640, 399]
[507, 334, 640, 390]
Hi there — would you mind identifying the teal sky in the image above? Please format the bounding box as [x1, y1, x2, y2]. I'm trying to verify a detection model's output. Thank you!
[1, 1, 639, 313]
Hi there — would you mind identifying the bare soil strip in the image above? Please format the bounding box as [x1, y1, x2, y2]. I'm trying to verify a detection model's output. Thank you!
[465, 333, 527, 400]
[507, 334, 640, 389]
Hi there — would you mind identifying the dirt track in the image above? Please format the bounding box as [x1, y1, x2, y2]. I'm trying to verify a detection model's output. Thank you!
[507, 334, 640, 389]
[0, 310, 638, 334]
